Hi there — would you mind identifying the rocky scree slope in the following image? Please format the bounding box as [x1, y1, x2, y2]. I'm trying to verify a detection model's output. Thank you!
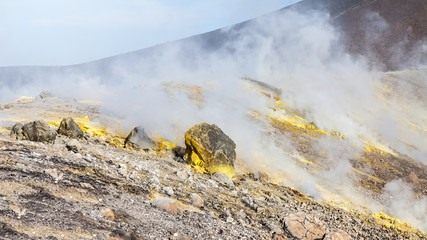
[0, 118, 426, 239]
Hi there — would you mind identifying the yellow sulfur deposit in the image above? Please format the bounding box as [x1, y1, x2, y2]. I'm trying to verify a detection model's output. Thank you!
[152, 136, 177, 157]
[364, 144, 398, 157]
[155, 137, 176, 151]
[49, 116, 126, 148]
[206, 165, 235, 178]
[50, 116, 108, 138]
[185, 133, 235, 178]
[372, 211, 415, 231]
[351, 168, 383, 182]
[269, 113, 329, 138]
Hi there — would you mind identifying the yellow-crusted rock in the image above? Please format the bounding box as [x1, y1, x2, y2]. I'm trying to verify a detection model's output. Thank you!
[184, 123, 236, 177]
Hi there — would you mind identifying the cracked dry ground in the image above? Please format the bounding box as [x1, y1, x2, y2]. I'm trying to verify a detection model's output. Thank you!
[0, 132, 426, 240]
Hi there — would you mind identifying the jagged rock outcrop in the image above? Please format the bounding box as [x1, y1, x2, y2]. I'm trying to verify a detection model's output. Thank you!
[57, 117, 84, 138]
[184, 123, 236, 177]
[124, 126, 155, 150]
[10, 120, 56, 142]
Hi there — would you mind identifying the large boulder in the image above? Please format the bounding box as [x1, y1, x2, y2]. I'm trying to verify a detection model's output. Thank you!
[184, 123, 236, 177]
[283, 213, 326, 240]
[57, 117, 84, 138]
[22, 120, 57, 143]
[10, 123, 25, 140]
[124, 126, 155, 150]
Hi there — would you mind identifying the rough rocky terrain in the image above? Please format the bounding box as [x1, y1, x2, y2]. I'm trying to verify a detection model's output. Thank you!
[0, 112, 426, 239]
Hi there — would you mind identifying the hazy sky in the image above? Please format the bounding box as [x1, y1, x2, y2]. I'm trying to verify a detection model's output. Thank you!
[0, 0, 301, 66]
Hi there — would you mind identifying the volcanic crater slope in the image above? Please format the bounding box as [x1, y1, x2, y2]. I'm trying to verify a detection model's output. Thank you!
[0, 94, 426, 239]
[0, 117, 425, 239]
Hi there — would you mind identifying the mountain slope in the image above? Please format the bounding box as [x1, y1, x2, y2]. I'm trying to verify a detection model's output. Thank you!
[1, 0, 426, 85]
[0, 0, 426, 236]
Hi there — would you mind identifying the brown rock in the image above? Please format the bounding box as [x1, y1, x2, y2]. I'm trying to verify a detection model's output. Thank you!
[100, 208, 115, 221]
[152, 198, 181, 214]
[57, 117, 84, 138]
[323, 230, 353, 240]
[22, 120, 57, 142]
[44, 169, 63, 181]
[176, 170, 189, 180]
[283, 212, 326, 240]
[273, 233, 291, 240]
[284, 216, 306, 238]
[190, 193, 204, 208]
[407, 172, 421, 187]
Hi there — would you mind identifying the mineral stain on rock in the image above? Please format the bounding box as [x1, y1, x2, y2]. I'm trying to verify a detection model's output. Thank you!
[184, 123, 236, 177]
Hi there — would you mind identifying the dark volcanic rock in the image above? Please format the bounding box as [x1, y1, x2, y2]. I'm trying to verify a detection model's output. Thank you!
[10, 123, 25, 140]
[172, 146, 186, 160]
[184, 123, 236, 176]
[0, 222, 31, 239]
[124, 126, 155, 150]
[57, 117, 84, 138]
[22, 120, 56, 143]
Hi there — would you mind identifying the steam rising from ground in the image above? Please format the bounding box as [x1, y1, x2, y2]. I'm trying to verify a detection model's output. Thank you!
[0, 7, 426, 230]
